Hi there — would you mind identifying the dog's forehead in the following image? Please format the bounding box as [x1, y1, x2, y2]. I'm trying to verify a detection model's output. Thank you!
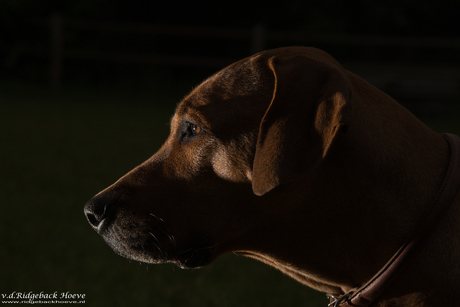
[202, 54, 263, 86]
[180, 54, 273, 110]
[171, 54, 273, 128]
[172, 47, 340, 130]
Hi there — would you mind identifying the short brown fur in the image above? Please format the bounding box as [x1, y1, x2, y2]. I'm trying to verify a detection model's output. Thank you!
[84, 47, 460, 306]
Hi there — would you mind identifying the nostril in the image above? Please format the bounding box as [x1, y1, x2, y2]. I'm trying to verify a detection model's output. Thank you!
[85, 210, 102, 228]
[84, 196, 109, 231]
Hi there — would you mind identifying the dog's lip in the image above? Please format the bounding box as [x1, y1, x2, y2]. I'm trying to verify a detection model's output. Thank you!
[100, 229, 171, 264]
[97, 225, 216, 268]
[172, 244, 218, 269]
[106, 243, 218, 268]
[93, 213, 219, 268]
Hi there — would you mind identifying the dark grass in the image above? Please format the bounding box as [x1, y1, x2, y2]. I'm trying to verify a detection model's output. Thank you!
[1, 79, 459, 307]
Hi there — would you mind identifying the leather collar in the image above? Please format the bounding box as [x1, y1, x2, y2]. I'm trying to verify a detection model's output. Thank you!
[328, 133, 460, 307]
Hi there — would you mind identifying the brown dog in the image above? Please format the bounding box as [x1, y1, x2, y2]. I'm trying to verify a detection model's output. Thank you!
[84, 47, 460, 306]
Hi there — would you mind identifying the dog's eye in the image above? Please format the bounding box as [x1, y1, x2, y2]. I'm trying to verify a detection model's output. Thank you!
[189, 123, 202, 136]
[180, 122, 204, 144]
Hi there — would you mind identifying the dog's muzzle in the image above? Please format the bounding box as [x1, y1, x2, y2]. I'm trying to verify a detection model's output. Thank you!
[84, 195, 217, 268]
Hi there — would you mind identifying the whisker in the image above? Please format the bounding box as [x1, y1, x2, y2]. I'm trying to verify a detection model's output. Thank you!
[149, 213, 165, 224]
[152, 242, 162, 254]
[148, 213, 176, 250]
[148, 232, 159, 243]
[159, 229, 176, 246]
[198, 243, 217, 250]
[148, 233, 163, 253]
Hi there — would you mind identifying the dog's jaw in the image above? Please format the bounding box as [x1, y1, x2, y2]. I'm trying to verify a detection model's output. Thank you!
[91, 207, 219, 269]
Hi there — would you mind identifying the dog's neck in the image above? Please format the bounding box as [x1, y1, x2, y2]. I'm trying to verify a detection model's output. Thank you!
[306, 87, 451, 296]
[327, 133, 460, 306]
[244, 86, 453, 302]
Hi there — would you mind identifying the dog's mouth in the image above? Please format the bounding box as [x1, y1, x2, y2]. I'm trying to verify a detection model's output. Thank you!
[172, 243, 218, 269]
[105, 233, 217, 269]
[98, 216, 218, 269]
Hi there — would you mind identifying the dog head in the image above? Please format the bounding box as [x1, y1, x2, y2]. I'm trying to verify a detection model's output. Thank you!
[84, 47, 351, 270]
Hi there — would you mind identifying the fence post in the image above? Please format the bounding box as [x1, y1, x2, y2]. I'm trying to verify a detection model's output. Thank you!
[50, 12, 63, 89]
[251, 23, 266, 54]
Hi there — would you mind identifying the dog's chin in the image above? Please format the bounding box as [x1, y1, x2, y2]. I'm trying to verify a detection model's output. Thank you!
[102, 234, 167, 265]
[110, 243, 216, 269]
[172, 246, 216, 269]
[101, 230, 217, 269]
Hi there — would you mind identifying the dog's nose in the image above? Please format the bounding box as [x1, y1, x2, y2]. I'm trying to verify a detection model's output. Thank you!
[84, 195, 109, 231]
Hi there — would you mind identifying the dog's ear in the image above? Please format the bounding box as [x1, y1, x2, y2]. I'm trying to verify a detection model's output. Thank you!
[252, 55, 351, 196]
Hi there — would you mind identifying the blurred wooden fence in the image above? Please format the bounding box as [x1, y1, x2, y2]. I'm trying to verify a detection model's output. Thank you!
[5, 12, 460, 108]
[48, 13, 267, 87]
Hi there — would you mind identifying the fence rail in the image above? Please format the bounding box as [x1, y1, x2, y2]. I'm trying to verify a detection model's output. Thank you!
[60, 17, 460, 48]
[4, 12, 460, 105]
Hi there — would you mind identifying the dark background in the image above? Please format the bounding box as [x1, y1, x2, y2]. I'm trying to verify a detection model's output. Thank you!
[1, 1, 459, 306]
[2, 0, 460, 101]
